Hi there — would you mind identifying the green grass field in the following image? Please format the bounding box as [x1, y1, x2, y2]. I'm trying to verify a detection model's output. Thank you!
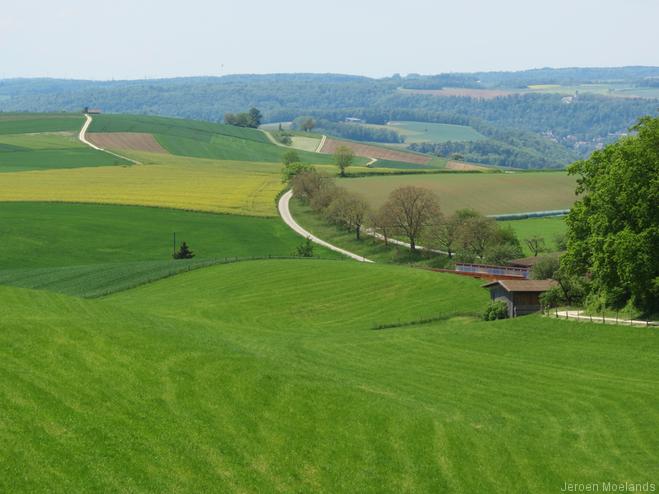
[340, 171, 577, 215]
[386, 121, 486, 143]
[0, 133, 130, 172]
[1, 259, 658, 492]
[502, 216, 567, 254]
[0, 113, 84, 134]
[89, 114, 339, 164]
[0, 202, 321, 269]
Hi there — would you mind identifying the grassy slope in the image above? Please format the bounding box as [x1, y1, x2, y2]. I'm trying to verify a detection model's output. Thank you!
[1, 260, 657, 492]
[88, 114, 340, 164]
[289, 199, 432, 264]
[503, 216, 567, 254]
[340, 172, 577, 215]
[0, 259, 225, 298]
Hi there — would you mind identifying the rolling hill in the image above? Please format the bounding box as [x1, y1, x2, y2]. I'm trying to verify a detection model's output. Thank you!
[2, 260, 658, 492]
[1, 111, 654, 492]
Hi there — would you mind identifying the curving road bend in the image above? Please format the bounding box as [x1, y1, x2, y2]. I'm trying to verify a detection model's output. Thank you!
[278, 190, 373, 263]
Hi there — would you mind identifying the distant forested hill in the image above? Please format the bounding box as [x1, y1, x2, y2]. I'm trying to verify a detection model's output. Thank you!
[1, 67, 657, 169]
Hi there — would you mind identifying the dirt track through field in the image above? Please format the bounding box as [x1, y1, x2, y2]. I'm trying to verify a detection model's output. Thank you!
[87, 133, 169, 154]
[319, 138, 431, 165]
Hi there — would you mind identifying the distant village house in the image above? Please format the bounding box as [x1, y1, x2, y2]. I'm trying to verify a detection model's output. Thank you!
[83, 107, 102, 115]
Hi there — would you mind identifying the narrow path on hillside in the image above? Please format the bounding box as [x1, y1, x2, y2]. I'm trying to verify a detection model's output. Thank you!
[553, 310, 658, 327]
[315, 135, 327, 153]
[78, 114, 141, 164]
[278, 190, 373, 263]
[261, 129, 286, 147]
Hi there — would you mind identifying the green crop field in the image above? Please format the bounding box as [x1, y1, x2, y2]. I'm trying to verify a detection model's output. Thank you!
[0, 133, 130, 172]
[0, 202, 321, 269]
[0, 113, 84, 134]
[340, 171, 578, 215]
[89, 114, 339, 164]
[502, 216, 567, 254]
[387, 121, 486, 143]
[1, 259, 658, 492]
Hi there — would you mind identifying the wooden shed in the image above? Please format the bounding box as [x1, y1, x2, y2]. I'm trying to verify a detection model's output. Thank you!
[482, 279, 557, 317]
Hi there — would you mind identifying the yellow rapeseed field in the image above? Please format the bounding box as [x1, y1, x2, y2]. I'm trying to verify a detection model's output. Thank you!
[0, 152, 285, 217]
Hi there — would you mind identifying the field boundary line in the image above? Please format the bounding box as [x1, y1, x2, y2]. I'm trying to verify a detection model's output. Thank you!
[78, 114, 141, 164]
[278, 190, 373, 263]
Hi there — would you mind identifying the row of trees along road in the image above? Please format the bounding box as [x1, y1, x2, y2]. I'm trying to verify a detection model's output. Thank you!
[288, 168, 527, 265]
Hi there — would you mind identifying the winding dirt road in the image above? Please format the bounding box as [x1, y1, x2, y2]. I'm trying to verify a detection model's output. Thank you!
[78, 114, 141, 164]
[278, 190, 373, 263]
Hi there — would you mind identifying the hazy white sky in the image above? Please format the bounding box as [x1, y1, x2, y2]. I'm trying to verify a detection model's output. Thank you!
[2, 0, 658, 80]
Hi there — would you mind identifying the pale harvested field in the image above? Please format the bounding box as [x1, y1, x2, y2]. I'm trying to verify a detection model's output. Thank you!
[339, 172, 577, 215]
[445, 160, 488, 171]
[320, 138, 431, 165]
[398, 88, 515, 99]
[290, 136, 321, 152]
[87, 132, 169, 154]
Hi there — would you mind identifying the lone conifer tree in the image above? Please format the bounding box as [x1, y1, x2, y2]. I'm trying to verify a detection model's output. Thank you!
[173, 241, 195, 259]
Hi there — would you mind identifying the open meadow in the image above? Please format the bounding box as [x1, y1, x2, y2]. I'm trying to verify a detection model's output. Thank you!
[503, 216, 567, 253]
[381, 121, 486, 143]
[1, 259, 658, 492]
[339, 171, 577, 215]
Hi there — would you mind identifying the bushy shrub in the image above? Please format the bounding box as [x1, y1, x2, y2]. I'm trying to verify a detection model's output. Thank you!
[482, 301, 509, 321]
[294, 238, 314, 257]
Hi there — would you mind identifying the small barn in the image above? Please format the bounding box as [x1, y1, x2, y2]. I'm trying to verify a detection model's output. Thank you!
[482, 279, 557, 317]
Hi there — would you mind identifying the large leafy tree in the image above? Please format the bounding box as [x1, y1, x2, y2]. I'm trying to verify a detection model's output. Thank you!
[382, 186, 441, 252]
[563, 116, 659, 315]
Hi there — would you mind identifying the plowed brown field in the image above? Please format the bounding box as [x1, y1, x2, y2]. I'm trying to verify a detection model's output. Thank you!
[87, 133, 168, 154]
[319, 138, 431, 165]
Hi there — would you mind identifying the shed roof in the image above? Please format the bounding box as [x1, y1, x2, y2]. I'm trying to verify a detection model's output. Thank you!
[481, 279, 557, 293]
